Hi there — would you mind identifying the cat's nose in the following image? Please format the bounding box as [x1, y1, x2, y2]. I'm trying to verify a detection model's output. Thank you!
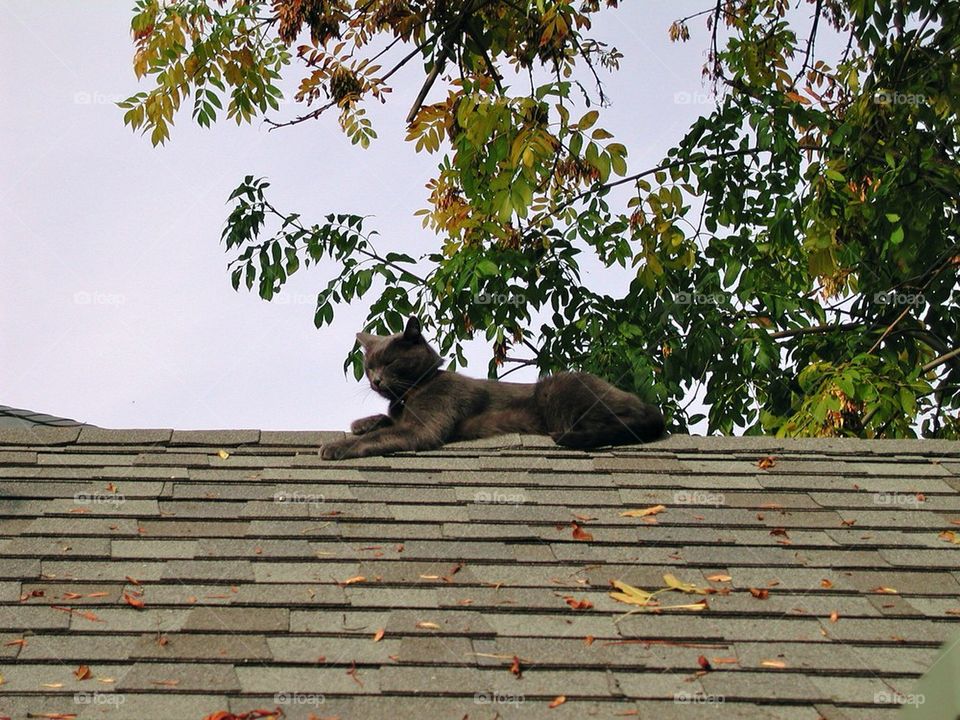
[371, 376, 382, 387]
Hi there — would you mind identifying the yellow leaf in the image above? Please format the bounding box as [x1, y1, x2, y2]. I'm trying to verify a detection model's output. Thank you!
[217, 449, 230, 459]
[620, 505, 666, 518]
[663, 573, 710, 595]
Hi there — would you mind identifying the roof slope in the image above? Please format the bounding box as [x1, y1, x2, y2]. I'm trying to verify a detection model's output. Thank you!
[0, 429, 959, 719]
[0, 405, 91, 430]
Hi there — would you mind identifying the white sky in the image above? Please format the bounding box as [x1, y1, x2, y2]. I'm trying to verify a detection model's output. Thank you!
[1, 2, 731, 430]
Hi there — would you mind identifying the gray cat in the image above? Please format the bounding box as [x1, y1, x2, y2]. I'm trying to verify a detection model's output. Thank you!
[320, 317, 664, 460]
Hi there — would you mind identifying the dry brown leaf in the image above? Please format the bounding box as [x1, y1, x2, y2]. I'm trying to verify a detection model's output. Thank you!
[938, 531, 960, 545]
[548, 695, 566, 708]
[697, 655, 712, 670]
[415, 621, 440, 630]
[620, 505, 666, 518]
[871, 586, 898, 594]
[757, 456, 776, 469]
[749, 588, 770, 600]
[584, 635, 595, 646]
[123, 592, 145, 609]
[339, 575, 366, 586]
[706, 573, 732, 582]
[125, 576, 141, 586]
[4, 638, 27, 648]
[711, 657, 738, 664]
[761, 659, 787, 668]
[151, 679, 180, 687]
[571, 522, 594, 541]
[74, 665, 92, 681]
[563, 596, 594, 611]
[571, 513, 597, 521]
[372, 628, 385, 642]
[829, 610, 840, 623]
[820, 579, 833, 589]
[510, 655, 522, 678]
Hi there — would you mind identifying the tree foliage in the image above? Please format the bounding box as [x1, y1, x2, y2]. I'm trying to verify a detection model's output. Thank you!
[123, 0, 960, 438]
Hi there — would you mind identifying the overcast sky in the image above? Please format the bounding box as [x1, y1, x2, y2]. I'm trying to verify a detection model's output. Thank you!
[2, 2, 734, 430]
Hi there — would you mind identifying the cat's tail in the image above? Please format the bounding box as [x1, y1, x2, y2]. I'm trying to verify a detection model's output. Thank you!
[535, 372, 665, 449]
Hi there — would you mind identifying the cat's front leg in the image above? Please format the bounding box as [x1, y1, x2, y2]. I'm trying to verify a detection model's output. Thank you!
[350, 414, 393, 435]
[320, 437, 362, 460]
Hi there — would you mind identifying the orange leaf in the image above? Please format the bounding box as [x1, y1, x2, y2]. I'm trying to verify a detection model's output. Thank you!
[697, 655, 712, 670]
[123, 592, 145, 609]
[829, 610, 839, 623]
[415, 621, 440, 630]
[510, 655, 522, 677]
[571, 522, 594, 541]
[74, 665, 92, 681]
[563, 596, 594, 611]
[820, 579, 833, 589]
[757, 456, 776, 469]
[339, 575, 366, 586]
[584, 635, 595, 646]
[125, 576, 141, 586]
[372, 628, 385, 642]
[761, 659, 787, 668]
[749, 588, 770, 600]
[706, 573, 732, 582]
[4, 638, 26, 647]
[548, 695, 567, 708]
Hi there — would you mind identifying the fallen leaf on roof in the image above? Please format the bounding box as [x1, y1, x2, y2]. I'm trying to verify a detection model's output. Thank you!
[769, 527, 789, 537]
[217, 450, 230, 460]
[28, 714, 77, 720]
[761, 659, 787, 668]
[338, 576, 366, 586]
[51, 606, 103, 622]
[706, 573, 732, 582]
[123, 592, 145, 609]
[946, 608, 960, 616]
[609, 580, 656, 606]
[510, 655, 522, 678]
[96, 677, 115, 684]
[950, 519, 960, 526]
[202, 710, 283, 720]
[829, 610, 840, 623]
[571, 513, 597, 521]
[548, 695, 566, 708]
[820, 579, 833, 589]
[415, 621, 440, 630]
[419, 574, 440, 580]
[151, 679, 180, 687]
[663, 573, 712, 595]
[125, 576, 141, 586]
[711, 657, 738, 664]
[571, 523, 594, 541]
[372, 628, 384, 642]
[840, 518, 856, 526]
[748, 588, 770, 600]
[938, 531, 960, 545]
[74, 665, 92, 681]
[621, 505, 666, 518]
[697, 655, 712, 670]
[4, 638, 26, 648]
[156, 634, 168, 647]
[871, 586, 898, 594]
[757, 456, 776, 469]
[68, 507, 90, 514]
[41, 683, 65, 688]
[563, 596, 593, 610]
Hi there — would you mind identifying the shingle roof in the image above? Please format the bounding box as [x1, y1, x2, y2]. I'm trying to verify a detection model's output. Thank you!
[1, 429, 959, 719]
[0, 405, 91, 430]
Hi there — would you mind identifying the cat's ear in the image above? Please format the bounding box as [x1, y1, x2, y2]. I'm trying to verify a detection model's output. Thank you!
[402, 316, 423, 343]
[356, 332, 379, 350]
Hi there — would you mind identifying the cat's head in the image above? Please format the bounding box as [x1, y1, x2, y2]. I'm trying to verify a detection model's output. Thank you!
[356, 317, 442, 400]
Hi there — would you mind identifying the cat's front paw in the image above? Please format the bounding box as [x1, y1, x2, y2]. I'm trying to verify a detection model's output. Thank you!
[320, 439, 360, 460]
[350, 414, 391, 435]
